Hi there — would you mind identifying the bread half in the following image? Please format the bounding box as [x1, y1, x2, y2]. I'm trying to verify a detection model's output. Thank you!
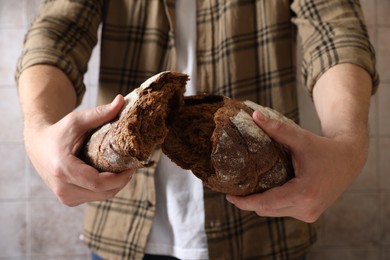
[80, 71, 188, 172]
[162, 94, 294, 196]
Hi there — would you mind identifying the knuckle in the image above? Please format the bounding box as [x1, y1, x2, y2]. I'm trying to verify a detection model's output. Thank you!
[82, 174, 106, 192]
[104, 190, 118, 200]
[299, 131, 314, 148]
[59, 198, 78, 207]
[107, 193, 117, 200]
[254, 202, 273, 216]
[89, 180, 103, 192]
[94, 105, 107, 118]
[52, 162, 67, 181]
[258, 202, 272, 212]
[61, 199, 80, 207]
[52, 184, 66, 199]
[302, 209, 321, 223]
[52, 185, 70, 203]
[269, 119, 285, 132]
[294, 189, 322, 223]
[53, 186, 81, 207]
[252, 201, 271, 214]
[298, 187, 318, 205]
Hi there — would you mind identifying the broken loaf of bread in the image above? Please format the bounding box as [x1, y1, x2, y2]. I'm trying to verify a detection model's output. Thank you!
[80, 71, 295, 195]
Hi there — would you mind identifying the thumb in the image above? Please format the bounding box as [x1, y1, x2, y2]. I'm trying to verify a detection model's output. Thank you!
[252, 110, 304, 149]
[74, 95, 125, 131]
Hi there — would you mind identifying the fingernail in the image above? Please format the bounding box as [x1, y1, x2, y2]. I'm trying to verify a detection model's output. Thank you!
[111, 95, 121, 106]
[112, 95, 120, 103]
[254, 110, 268, 122]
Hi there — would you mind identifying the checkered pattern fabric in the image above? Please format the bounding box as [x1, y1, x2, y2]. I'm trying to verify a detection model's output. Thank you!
[16, 0, 378, 259]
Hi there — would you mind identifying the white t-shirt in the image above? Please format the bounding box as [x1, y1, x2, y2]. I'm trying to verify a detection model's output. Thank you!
[144, 1, 208, 259]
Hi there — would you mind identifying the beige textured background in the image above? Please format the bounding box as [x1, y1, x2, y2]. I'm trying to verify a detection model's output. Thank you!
[0, 0, 388, 259]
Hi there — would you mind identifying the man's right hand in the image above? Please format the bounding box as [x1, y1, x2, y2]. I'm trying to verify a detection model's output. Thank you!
[25, 95, 134, 206]
[18, 65, 134, 206]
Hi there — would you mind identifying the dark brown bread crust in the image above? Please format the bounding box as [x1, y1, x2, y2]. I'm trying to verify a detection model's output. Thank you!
[80, 71, 188, 172]
[162, 94, 294, 196]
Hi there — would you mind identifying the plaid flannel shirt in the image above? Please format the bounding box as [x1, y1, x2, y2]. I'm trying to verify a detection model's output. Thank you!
[16, 0, 378, 259]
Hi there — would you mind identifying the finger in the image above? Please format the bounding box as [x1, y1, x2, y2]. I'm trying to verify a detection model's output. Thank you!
[226, 181, 297, 214]
[62, 156, 134, 192]
[54, 181, 123, 206]
[73, 94, 125, 132]
[252, 110, 307, 150]
[226, 180, 322, 222]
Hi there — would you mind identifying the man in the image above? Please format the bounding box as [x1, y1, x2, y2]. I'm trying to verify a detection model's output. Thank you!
[16, 0, 378, 259]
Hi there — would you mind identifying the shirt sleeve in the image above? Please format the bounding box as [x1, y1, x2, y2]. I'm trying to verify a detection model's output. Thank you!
[291, 0, 379, 95]
[15, 0, 103, 106]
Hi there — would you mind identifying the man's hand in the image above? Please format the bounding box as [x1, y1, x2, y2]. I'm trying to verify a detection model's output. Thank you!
[226, 63, 373, 223]
[18, 65, 134, 206]
[25, 95, 134, 206]
[226, 110, 367, 223]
